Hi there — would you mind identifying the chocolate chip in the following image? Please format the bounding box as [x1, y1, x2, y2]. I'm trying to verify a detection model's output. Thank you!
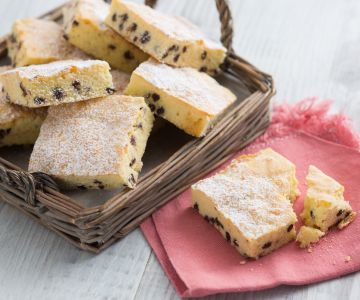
[73, 20, 79, 26]
[233, 239, 239, 247]
[337, 210, 343, 217]
[193, 203, 199, 211]
[124, 50, 134, 60]
[168, 45, 179, 52]
[152, 93, 160, 101]
[129, 174, 136, 185]
[128, 23, 137, 32]
[209, 217, 216, 224]
[225, 232, 231, 242]
[108, 44, 116, 50]
[5, 93, 10, 101]
[112, 13, 117, 22]
[71, 82, 81, 94]
[162, 51, 169, 59]
[120, 13, 129, 21]
[201, 51, 207, 60]
[119, 23, 124, 31]
[130, 135, 136, 146]
[287, 224, 294, 232]
[133, 36, 138, 42]
[34, 97, 45, 105]
[182, 46, 187, 53]
[129, 158, 136, 167]
[345, 211, 350, 218]
[149, 104, 155, 112]
[262, 242, 272, 249]
[199, 66, 207, 72]
[19, 82, 27, 96]
[134, 123, 143, 129]
[0, 128, 11, 139]
[93, 180, 105, 189]
[204, 215, 210, 223]
[215, 217, 224, 229]
[52, 87, 65, 100]
[310, 210, 315, 219]
[106, 87, 116, 94]
[77, 185, 87, 190]
[63, 34, 69, 40]
[156, 107, 165, 115]
[173, 54, 180, 62]
[140, 31, 151, 43]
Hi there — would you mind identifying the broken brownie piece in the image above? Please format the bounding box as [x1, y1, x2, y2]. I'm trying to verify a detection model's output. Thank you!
[0, 60, 113, 107]
[28, 95, 154, 189]
[125, 59, 236, 137]
[0, 66, 47, 147]
[105, 0, 226, 75]
[7, 18, 89, 67]
[63, 0, 148, 73]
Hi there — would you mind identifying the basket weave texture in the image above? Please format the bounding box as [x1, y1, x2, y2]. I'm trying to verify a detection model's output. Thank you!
[0, 0, 274, 252]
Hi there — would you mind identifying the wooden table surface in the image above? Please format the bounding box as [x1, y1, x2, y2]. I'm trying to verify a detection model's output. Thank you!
[1, 0, 360, 299]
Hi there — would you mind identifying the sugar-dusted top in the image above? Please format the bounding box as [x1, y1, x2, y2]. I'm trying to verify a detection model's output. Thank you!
[133, 59, 236, 116]
[11, 18, 89, 61]
[306, 165, 344, 196]
[0, 66, 46, 124]
[67, 0, 109, 29]
[226, 148, 299, 200]
[117, 0, 225, 51]
[1, 59, 110, 79]
[29, 95, 146, 176]
[193, 174, 296, 240]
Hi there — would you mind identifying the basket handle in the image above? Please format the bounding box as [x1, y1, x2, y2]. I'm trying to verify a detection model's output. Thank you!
[145, 0, 274, 94]
[145, 0, 234, 52]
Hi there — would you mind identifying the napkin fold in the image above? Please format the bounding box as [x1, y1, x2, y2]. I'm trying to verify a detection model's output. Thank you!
[141, 98, 360, 298]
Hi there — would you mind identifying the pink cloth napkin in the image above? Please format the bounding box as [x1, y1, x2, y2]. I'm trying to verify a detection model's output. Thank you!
[140, 99, 360, 298]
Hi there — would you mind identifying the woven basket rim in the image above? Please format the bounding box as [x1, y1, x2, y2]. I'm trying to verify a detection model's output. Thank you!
[0, 0, 275, 252]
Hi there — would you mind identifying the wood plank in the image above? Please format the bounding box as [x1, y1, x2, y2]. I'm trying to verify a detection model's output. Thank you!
[0, 0, 360, 299]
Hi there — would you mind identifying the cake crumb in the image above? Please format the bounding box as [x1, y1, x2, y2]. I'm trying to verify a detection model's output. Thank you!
[239, 260, 247, 265]
[307, 247, 313, 253]
[344, 256, 352, 263]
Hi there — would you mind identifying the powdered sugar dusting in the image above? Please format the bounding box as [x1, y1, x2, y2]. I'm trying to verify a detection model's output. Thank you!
[193, 175, 296, 239]
[134, 59, 236, 115]
[29, 95, 145, 176]
[3, 60, 109, 79]
[0, 66, 46, 123]
[123, 0, 225, 50]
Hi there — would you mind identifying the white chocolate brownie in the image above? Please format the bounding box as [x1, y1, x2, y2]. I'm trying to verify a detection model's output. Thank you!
[0, 66, 47, 146]
[7, 18, 89, 67]
[28, 95, 154, 189]
[228, 148, 300, 202]
[63, 0, 148, 73]
[301, 165, 356, 232]
[105, 0, 226, 74]
[0, 60, 114, 107]
[192, 174, 297, 259]
[124, 59, 236, 137]
[296, 226, 325, 248]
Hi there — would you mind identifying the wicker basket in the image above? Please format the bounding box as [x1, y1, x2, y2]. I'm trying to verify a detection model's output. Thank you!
[0, 0, 275, 253]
